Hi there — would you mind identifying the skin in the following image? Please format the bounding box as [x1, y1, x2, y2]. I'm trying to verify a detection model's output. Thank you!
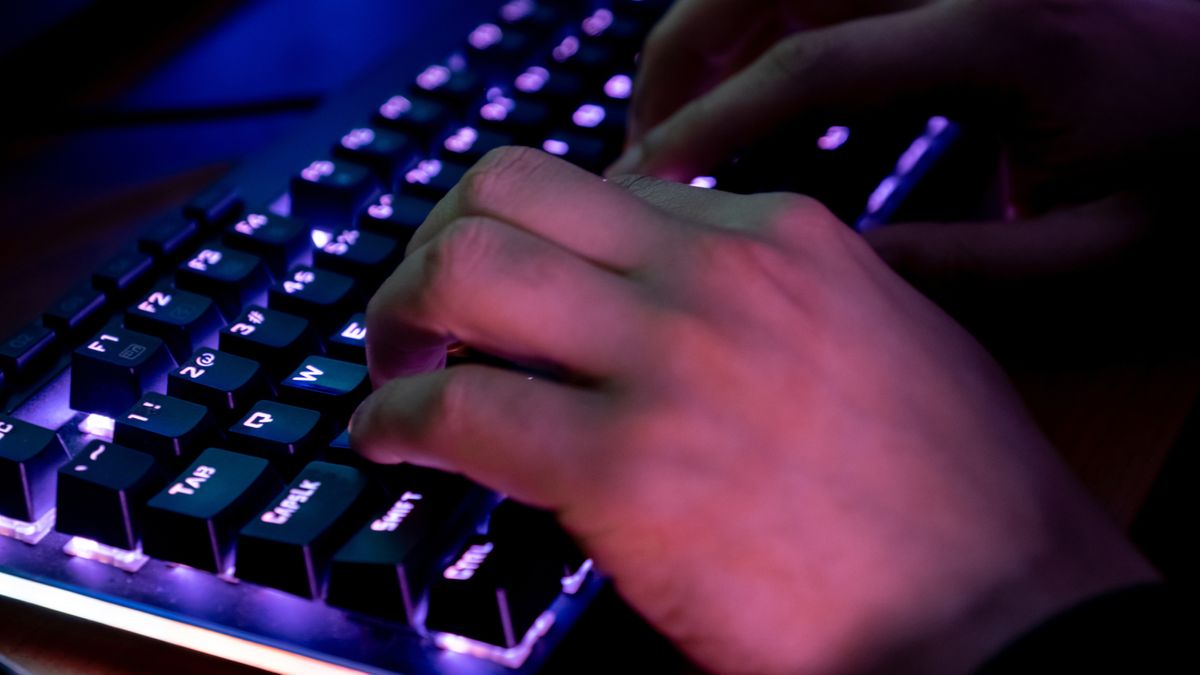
[351, 147, 1155, 674]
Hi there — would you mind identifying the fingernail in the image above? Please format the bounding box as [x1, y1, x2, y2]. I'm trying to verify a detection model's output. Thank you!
[604, 144, 643, 178]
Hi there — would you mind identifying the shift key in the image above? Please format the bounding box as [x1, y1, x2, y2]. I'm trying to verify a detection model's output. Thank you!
[235, 461, 372, 598]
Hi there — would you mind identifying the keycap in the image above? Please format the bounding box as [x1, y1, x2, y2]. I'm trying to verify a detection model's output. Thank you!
[278, 356, 370, 420]
[568, 101, 626, 143]
[223, 212, 311, 278]
[184, 181, 244, 229]
[440, 125, 516, 164]
[479, 94, 552, 144]
[551, 35, 614, 83]
[313, 229, 402, 285]
[333, 127, 418, 186]
[142, 448, 282, 573]
[176, 245, 272, 320]
[327, 469, 474, 621]
[268, 266, 358, 333]
[43, 283, 107, 339]
[56, 440, 160, 550]
[113, 392, 217, 465]
[289, 158, 379, 227]
[93, 248, 156, 300]
[168, 348, 270, 420]
[488, 499, 588, 579]
[138, 213, 199, 262]
[413, 64, 484, 107]
[374, 94, 454, 140]
[464, 22, 534, 70]
[0, 323, 56, 384]
[235, 461, 372, 598]
[326, 314, 367, 364]
[400, 158, 469, 201]
[0, 414, 69, 522]
[124, 286, 224, 361]
[70, 327, 176, 418]
[541, 131, 609, 172]
[219, 305, 319, 377]
[424, 533, 564, 648]
[513, 65, 585, 109]
[358, 193, 434, 245]
[227, 400, 324, 466]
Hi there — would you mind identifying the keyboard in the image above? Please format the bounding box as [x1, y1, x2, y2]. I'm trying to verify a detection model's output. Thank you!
[0, 1, 958, 672]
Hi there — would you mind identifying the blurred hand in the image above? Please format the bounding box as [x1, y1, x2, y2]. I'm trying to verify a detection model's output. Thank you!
[613, 0, 1200, 301]
[353, 148, 1154, 674]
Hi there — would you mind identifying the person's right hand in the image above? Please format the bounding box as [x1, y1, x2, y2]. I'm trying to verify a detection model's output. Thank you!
[612, 0, 1200, 308]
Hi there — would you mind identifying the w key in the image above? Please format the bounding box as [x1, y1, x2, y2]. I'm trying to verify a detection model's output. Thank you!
[278, 356, 369, 421]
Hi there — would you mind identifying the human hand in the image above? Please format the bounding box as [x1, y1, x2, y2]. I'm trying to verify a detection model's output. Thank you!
[352, 148, 1154, 674]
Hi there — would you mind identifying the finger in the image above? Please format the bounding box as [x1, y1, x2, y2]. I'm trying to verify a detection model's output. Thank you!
[608, 3, 1002, 181]
[367, 216, 648, 383]
[351, 365, 602, 509]
[413, 146, 681, 270]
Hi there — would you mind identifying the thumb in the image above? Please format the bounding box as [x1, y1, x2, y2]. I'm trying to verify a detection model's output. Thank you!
[607, 2, 1005, 181]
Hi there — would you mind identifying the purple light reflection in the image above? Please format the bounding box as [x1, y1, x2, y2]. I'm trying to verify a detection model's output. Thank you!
[416, 65, 451, 91]
[468, 23, 503, 50]
[542, 139, 570, 156]
[604, 74, 632, 99]
[515, 66, 549, 93]
[572, 104, 606, 128]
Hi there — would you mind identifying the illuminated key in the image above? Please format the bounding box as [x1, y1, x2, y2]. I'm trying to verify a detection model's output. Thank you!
[289, 158, 379, 227]
[113, 392, 217, 465]
[278, 356, 369, 421]
[326, 313, 367, 364]
[358, 193, 435, 243]
[312, 229, 402, 285]
[219, 305, 319, 377]
[124, 285, 224, 361]
[168, 348, 270, 420]
[332, 127, 418, 186]
[478, 94, 551, 144]
[414, 64, 483, 107]
[464, 22, 533, 69]
[222, 212, 311, 278]
[0, 414, 69, 522]
[425, 533, 564, 649]
[374, 94, 454, 140]
[70, 327, 176, 418]
[227, 400, 324, 467]
[541, 131, 609, 173]
[235, 461, 372, 598]
[175, 245, 271, 321]
[327, 469, 475, 622]
[142, 448, 282, 573]
[512, 66, 583, 112]
[56, 440, 161, 550]
[268, 266, 358, 333]
[400, 158, 469, 201]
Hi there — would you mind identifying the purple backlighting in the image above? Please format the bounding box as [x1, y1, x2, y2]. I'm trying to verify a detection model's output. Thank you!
[543, 139, 570, 156]
[379, 95, 412, 120]
[367, 194, 394, 219]
[604, 74, 632, 100]
[572, 104, 606, 128]
[416, 65, 451, 91]
[301, 160, 335, 182]
[553, 36, 579, 62]
[896, 136, 932, 175]
[582, 9, 613, 36]
[927, 116, 950, 134]
[817, 126, 851, 151]
[406, 159, 444, 184]
[690, 176, 717, 189]
[434, 611, 556, 669]
[341, 128, 375, 151]
[500, 0, 534, 23]
[444, 127, 479, 153]
[515, 66, 549, 93]
[867, 176, 900, 214]
[481, 102, 509, 121]
[469, 23, 503, 50]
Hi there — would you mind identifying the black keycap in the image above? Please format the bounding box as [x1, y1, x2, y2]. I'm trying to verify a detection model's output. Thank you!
[0, 323, 55, 384]
[176, 245, 271, 321]
[142, 448, 282, 573]
[268, 266, 358, 333]
[413, 64, 483, 107]
[289, 158, 379, 227]
[313, 229, 401, 285]
[424, 533, 564, 648]
[235, 461, 372, 598]
[464, 21, 534, 70]
[568, 100, 626, 142]
[500, 0, 563, 31]
[113, 392, 217, 465]
[56, 440, 160, 550]
[513, 65, 584, 112]
[93, 248, 155, 300]
[326, 314, 367, 364]
[400, 158, 469, 201]
[138, 213, 199, 262]
[374, 94, 454, 140]
[168, 348, 270, 420]
[44, 283, 107, 339]
[227, 400, 324, 466]
[184, 181, 244, 229]
[124, 286, 224, 361]
[278, 356, 370, 419]
[333, 127, 418, 186]
[541, 130, 610, 172]
[223, 212, 311, 278]
[479, 94, 552, 144]
[327, 469, 474, 621]
[70, 327, 176, 418]
[219, 305, 319, 377]
[358, 193, 434, 245]
[0, 415, 69, 522]
[440, 125, 516, 165]
[488, 499, 588, 580]
[556, 38, 619, 82]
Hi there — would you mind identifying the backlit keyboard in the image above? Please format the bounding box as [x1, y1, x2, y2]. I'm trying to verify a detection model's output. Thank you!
[0, 1, 957, 672]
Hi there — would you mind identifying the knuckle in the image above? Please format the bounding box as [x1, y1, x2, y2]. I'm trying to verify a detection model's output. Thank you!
[425, 369, 477, 439]
[462, 146, 548, 210]
[419, 217, 501, 305]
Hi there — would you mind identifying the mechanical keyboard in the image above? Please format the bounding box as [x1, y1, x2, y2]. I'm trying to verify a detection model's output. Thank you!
[0, 1, 959, 672]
